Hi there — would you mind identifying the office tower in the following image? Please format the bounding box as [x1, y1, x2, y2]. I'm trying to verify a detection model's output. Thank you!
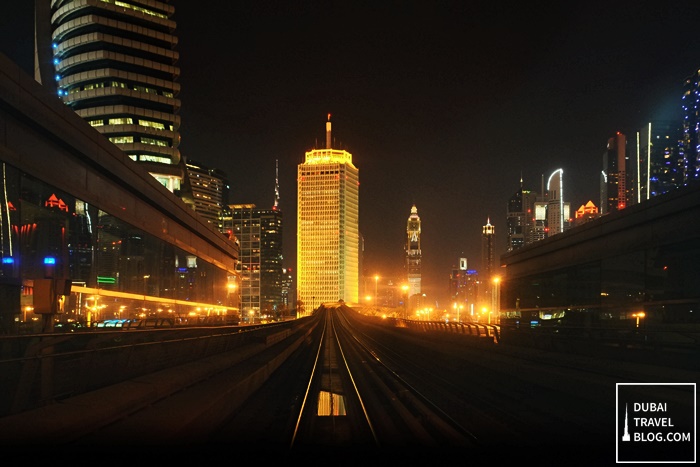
[227, 170, 284, 321]
[405, 204, 422, 299]
[601, 132, 628, 214]
[636, 121, 683, 201]
[449, 257, 478, 322]
[546, 168, 570, 235]
[281, 267, 294, 310]
[185, 159, 229, 226]
[481, 218, 496, 316]
[297, 115, 359, 310]
[481, 218, 495, 281]
[506, 176, 541, 251]
[229, 204, 261, 321]
[258, 206, 283, 317]
[41, 0, 184, 193]
[681, 67, 700, 183]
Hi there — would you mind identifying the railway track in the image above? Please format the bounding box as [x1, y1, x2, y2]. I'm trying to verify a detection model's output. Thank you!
[289, 304, 479, 452]
[9, 303, 693, 465]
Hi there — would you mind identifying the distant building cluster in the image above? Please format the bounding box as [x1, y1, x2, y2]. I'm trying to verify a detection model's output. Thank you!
[506, 78, 700, 253]
[32, 1, 700, 324]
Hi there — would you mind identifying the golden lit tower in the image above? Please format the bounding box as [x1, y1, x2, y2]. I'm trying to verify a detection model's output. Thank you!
[297, 115, 359, 311]
[405, 204, 422, 298]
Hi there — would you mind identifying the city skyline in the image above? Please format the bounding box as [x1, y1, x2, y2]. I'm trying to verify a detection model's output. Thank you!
[175, 1, 700, 307]
[3, 2, 700, 306]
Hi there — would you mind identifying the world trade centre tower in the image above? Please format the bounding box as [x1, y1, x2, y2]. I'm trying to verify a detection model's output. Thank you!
[297, 115, 359, 312]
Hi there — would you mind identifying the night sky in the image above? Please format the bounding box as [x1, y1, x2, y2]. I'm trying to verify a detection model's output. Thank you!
[3, 2, 700, 306]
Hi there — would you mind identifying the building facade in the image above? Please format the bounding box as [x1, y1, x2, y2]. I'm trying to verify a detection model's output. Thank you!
[681, 68, 700, 183]
[601, 132, 629, 214]
[635, 121, 684, 201]
[297, 116, 359, 310]
[506, 177, 543, 252]
[546, 168, 571, 235]
[405, 204, 422, 299]
[39, 0, 185, 193]
[186, 159, 229, 226]
[224, 203, 284, 322]
[448, 257, 479, 322]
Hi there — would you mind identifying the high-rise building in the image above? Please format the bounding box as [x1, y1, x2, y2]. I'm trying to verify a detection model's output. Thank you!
[481, 218, 496, 317]
[297, 115, 359, 310]
[40, 0, 185, 193]
[281, 267, 294, 310]
[448, 257, 478, 322]
[601, 132, 629, 214]
[405, 204, 422, 299]
[481, 218, 495, 281]
[506, 176, 542, 251]
[546, 168, 571, 235]
[224, 165, 284, 321]
[228, 204, 261, 321]
[681, 68, 700, 184]
[636, 121, 683, 201]
[185, 159, 229, 226]
[258, 205, 284, 315]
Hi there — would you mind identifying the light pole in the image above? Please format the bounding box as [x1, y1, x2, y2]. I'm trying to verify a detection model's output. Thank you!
[374, 275, 379, 311]
[492, 276, 501, 325]
[632, 311, 645, 328]
[401, 284, 409, 320]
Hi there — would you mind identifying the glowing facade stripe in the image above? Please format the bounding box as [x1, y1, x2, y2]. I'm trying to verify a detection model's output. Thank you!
[547, 168, 564, 234]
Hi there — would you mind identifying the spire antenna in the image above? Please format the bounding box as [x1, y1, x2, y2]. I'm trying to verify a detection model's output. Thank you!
[274, 159, 280, 209]
[326, 113, 332, 149]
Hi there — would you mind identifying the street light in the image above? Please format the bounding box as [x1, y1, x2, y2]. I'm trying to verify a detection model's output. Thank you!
[401, 284, 409, 320]
[492, 276, 501, 325]
[374, 275, 379, 311]
[632, 311, 645, 328]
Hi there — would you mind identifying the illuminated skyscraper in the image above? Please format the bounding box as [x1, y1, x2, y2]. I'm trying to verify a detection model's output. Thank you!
[297, 115, 359, 310]
[481, 218, 495, 281]
[601, 132, 628, 214]
[546, 168, 570, 235]
[405, 204, 421, 299]
[681, 67, 700, 183]
[224, 163, 284, 321]
[37, 0, 184, 193]
[506, 175, 542, 251]
[482, 218, 496, 312]
[636, 121, 683, 201]
[185, 159, 229, 225]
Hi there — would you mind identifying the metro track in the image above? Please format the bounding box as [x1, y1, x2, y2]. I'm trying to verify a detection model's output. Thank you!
[25, 304, 694, 465]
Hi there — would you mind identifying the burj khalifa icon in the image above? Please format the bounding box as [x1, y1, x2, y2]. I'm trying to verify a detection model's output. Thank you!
[622, 403, 631, 441]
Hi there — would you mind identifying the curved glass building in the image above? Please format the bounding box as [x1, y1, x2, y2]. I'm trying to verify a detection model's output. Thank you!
[40, 0, 183, 192]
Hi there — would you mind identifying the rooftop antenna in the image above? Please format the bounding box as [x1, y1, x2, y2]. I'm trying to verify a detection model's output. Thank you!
[274, 159, 280, 209]
[326, 113, 332, 149]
